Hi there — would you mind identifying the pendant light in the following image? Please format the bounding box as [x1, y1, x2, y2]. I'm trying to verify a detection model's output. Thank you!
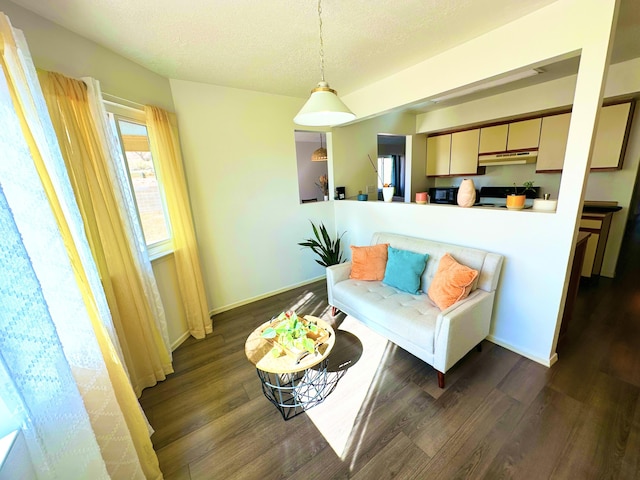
[294, 0, 356, 127]
[311, 133, 327, 161]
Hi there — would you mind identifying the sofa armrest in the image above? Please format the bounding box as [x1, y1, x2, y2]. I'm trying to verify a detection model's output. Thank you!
[326, 262, 352, 306]
[432, 289, 495, 373]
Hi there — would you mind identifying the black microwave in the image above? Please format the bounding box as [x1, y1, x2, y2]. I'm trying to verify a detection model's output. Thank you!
[429, 187, 459, 204]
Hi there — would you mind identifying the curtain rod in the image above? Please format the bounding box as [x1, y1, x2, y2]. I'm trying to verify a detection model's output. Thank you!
[102, 92, 145, 111]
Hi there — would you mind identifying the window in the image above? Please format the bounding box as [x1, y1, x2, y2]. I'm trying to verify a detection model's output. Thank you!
[377, 135, 406, 201]
[105, 104, 173, 258]
[377, 155, 405, 198]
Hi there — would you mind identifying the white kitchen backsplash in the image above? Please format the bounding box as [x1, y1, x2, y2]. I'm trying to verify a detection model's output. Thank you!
[434, 163, 562, 199]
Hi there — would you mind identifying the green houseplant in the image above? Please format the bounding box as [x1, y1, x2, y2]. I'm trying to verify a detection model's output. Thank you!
[506, 181, 535, 210]
[261, 311, 329, 359]
[298, 221, 345, 267]
[511, 180, 536, 196]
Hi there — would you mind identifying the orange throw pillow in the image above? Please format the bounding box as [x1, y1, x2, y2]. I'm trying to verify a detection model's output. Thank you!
[349, 244, 389, 281]
[428, 253, 479, 310]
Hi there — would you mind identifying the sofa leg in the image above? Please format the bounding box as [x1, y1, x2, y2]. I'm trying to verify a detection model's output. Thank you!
[331, 306, 339, 316]
[476, 342, 482, 352]
[437, 371, 445, 389]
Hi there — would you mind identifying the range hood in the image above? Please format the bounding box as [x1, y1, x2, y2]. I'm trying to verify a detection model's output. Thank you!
[478, 150, 537, 166]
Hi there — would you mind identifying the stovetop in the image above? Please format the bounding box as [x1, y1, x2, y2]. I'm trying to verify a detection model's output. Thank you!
[473, 186, 540, 208]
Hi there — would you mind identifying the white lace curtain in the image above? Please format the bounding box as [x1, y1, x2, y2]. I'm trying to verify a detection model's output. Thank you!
[0, 14, 162, 478]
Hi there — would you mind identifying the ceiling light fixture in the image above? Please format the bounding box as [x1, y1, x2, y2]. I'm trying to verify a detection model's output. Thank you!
[311, 134, 328, 161]
[430, 69, 542, 103]
[294, 0, 356, 127]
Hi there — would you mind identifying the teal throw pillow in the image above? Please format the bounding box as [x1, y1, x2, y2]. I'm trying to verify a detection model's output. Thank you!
[382, 246, 429, 294]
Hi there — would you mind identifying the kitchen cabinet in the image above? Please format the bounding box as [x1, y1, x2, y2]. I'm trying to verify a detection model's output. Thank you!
[478, 118, 540, 154]
[450, 129, 481, 175]
[579, 211, 613, 278]
[591, 102, 632, 170]
[426, 129, 483, 177]
[478, 125, 507, 154]
[536, 113, 571, 172]
[507, 118, 541, 150]
[426, 134, 451, 176]
[535, 102, 633, 172]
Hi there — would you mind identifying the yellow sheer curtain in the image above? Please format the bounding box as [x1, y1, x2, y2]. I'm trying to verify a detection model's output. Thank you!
[145, 105, 212, 338]
[1, 14, 162, 479]
[38, 71, 174, 395]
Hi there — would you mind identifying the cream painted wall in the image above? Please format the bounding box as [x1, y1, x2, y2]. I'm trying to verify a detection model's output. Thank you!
[332, 0, 620, 365]
[332, 112, 415, 201]
[169, 80, 335, 314]
[151, 254, 189, 350]
[0, 0, 174, 111]
[409, 134, 431, 201]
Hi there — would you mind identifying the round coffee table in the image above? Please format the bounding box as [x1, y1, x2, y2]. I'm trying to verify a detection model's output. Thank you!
[245, 315, 336, 420]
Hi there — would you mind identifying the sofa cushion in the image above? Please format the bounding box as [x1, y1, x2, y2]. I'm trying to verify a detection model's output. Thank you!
[332, 279, 440, 354]
[382, 246, 429, 294]
[349, 243, 389, 281]
[428, 253, 479, 310]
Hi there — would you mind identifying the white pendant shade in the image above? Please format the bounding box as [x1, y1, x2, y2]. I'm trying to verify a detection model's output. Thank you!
[294, 81, 356, 127]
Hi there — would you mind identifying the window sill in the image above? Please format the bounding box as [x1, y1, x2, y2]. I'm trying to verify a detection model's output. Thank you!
[149, 249, 174, 263]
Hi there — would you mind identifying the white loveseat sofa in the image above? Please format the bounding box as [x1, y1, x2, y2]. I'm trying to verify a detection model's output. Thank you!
[326, 232, 503, 388]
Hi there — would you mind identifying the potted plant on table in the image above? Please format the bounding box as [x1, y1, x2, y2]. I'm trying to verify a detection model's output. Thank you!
[506, 181, 535, 210]
[261, 311, 329, 361]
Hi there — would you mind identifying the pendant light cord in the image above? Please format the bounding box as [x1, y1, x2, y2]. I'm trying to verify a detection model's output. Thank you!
[318, 0, 325, 82]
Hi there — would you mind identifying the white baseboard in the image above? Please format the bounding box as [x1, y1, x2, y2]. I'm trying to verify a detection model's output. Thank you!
[208, 275, 326, 317]
[486, 334, 557, 367]
[170, 331, 191, 352]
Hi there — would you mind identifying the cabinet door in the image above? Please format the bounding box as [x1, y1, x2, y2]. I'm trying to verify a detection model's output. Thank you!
[580, 232, 599, 277]
[591, 102, 631, 169]
[507, 118, 542, 150]
[426, 134, 451, 176]
[479, 125, 508, 154]
[537, 113, 571, 172]
[450, 129, 480, 175]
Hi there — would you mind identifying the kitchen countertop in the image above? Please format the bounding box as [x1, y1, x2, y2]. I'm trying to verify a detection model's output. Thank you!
[582, 201, 622, 213]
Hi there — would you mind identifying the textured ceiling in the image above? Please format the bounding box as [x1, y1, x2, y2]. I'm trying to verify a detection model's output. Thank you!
[8, 0, 640, 99]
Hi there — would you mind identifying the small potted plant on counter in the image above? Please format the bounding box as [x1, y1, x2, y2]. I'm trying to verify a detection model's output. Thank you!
[506, 181, 535, 210]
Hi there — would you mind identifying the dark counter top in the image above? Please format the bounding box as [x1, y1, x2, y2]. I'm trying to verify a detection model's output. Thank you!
[582, 201, 622, 213]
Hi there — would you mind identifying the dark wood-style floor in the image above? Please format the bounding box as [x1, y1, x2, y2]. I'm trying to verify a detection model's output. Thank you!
[140, 220, 640, 479]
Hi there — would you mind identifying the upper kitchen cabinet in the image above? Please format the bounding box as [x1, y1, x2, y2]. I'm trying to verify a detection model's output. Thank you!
[478, 118, 541, 154]
[478, 124, 508, 154]
[450, 129, 481, 175]
[535, 102, 634, 173]
[427, 129, 483, 177]
[426, 134, 451, 176]
[507, 118, 542, 150]
[536, 113, 571, 172]
[591, 102, 633, 170]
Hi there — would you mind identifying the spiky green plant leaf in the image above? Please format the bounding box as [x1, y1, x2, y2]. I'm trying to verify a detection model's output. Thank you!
[298, 221, 345, 267]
